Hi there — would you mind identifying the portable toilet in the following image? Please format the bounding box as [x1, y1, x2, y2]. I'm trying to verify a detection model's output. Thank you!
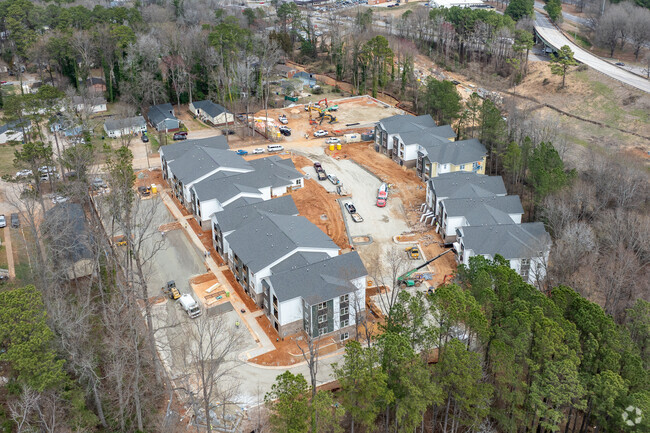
[151, 184, 157, 194]
[336, 143, 342, 150]
[329, 143, 335, 151]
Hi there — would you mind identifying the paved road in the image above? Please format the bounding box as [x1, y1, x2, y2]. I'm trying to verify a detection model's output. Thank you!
[534, 1, 588, 25]
[534, 13, 650, 93]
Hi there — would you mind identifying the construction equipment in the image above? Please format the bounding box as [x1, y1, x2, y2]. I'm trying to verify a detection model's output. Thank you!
[405, 246, 420, 260]
[319, 113, 337, 124]
[162, 280, 181, 300]
[397, 249, 453, 287]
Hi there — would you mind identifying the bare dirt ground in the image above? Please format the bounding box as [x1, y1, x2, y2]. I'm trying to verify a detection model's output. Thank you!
[176, 105, 211, 130]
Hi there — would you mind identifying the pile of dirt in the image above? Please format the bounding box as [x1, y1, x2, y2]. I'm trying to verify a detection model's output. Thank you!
[291, 178, 350, 249]
[134, 168, 165, 189]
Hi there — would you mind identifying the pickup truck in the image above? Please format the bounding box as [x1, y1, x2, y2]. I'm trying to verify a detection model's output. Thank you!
[328, 174, 340, 185]
[377, 183, 388, 207]
[314, 162, 327, 180]
[344, 202, 364, 223]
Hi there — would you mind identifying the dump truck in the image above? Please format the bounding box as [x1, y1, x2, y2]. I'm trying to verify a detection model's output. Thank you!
[376, 183, 388, 207]
[179, 294, 202, 318]
[397, 249, 453, 287]
[162, 280, 181, 300]
[314, 162, 327, 180]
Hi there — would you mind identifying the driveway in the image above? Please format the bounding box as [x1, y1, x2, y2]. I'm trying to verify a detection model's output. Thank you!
[533, 13, 650, 93]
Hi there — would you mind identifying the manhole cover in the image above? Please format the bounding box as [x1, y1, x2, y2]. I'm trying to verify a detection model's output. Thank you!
[320, 214, 328, 220]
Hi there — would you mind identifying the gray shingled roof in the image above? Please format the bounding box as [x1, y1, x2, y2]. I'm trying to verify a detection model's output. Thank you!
[72, 95, 107, 106]
[458, 223, 551, 260]
[429, 173, 507, 199]
[147, 103, 176, 126]
[270, 251, 332, 274]
[442, 195, 524, 226]
[226, 196, 264, 209]
[421, 138, 487, 165]
[215, 195, 299, 234]
[192, 156, 302, 201]
[104, 116, 146, 132]
[378, 114, 436, 134]
[192, 100, 228, 118]
[161, 136, 230, 161]
[0, 119, 31, 135]
[167, 146, 252, 184]
[43, 203, 93, 263]
[268, 251, 367, 304]
[226, 213, 338, 273]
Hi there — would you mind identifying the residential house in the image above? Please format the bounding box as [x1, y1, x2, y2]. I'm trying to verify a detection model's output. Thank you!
[86, 77, 106, 93]
[294, 71, 316, 88]
[416, 138, 487, 181]
[425, 172, 507, 217]
[103, 116, 147, 138]
[72, 96, 107, 113]
[164, 145, 253, 205]
[0, 120, 31, 144]
[159, 136, 230, 180]
[189, 100, 234, 126]
[263, 251, 367, 340]
[211, 195, 299, 261]
[42, 203, 94, 280]
[438, 195, 524, 243]
[275, 64, 297, 78]
[190, 156, 303, 228]
[456, 223, 551, 285]
[224, 212, 339, 305]
[391, 124, 456, 167]
[373, 114, 437, 157]
[147, 103, 180, 132]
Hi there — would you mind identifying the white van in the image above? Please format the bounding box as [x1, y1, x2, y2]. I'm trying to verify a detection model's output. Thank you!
[267, 144, 284, 152]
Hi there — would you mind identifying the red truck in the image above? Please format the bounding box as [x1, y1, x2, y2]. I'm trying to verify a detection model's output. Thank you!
[376, 183, 388, 207]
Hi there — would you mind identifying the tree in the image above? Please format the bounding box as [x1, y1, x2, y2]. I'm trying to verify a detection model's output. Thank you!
[628, 7, 650, 60]
[595, 6, 626, 57]
[505, 0, 534, 21]
[544, 0, 563, 22]
[243, 7, 256, 27]
[626, 300, 650, 369]
[513, 29, 534, 75]
[423, 78, 462, 125]
[549, 45, 578, 88]
[528, 141, 574, 204]
[265, 371, 311, 433]
[360, 36, 393, 98]
[333, 341, 393, 433]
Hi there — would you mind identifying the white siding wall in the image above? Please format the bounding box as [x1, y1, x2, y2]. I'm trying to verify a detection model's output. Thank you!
[509, 213, 523, 224]
[444, 215, 466, 237]
[279, 297, 303, 326]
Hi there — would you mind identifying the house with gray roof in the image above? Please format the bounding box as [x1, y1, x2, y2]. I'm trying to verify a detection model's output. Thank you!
[0, 119, 31, 144]
[224, 212, 339, 305]
[161, 140, 253, 205]
[391, 125, 456, 167]
[263, 251, 367, 340]
[374, 114, 437, 158]
[72, 95, 107, 113]
[147, 103, 180, 131]
[190, 156, 303, 228]
[211, 195, 299, 259]
[438, 195, 524, 242]
[159, 136, 230, 177]
[456, 223, 551, 285]
[417, 138, 487, 181]
[425, 172, 507, 218]
[189, 100, 234, 126]
[103, 116, 147, 138]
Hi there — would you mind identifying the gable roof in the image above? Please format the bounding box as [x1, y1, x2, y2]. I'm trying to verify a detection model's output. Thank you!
[458, 223, 551, 260]
[167, 147, 252, 184]
[104, 116, 147, 132]
[429, 173, 507, 199]
[191, 100, 229, 118]
[294, 71, 314, 80]
[147, 103, 177, 126]
[160, 136, 230, 161]
[270, 251, 332, 274]
[442, 195, 524, 226]
[0, 119, 31, 135]
[72, 95, 107, 106]
[378, 114, 437, 134]
[226, 213, 338, 273]
[268, 252, 367, 304]
[192, 156, 302, 201]
[43, 203, 93, 263]
[421, 138, 487, 165]
[214, 195, 299, 233]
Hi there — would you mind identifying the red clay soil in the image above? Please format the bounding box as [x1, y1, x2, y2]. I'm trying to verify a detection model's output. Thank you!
[134, 168, 165, 189]
[159, 221, 181, 232]
[223, 268, 260, 313]
[190, 272, 217, 285]
[291, 179, 350, 249]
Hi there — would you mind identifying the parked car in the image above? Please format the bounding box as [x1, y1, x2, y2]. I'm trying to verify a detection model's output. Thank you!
[279, 126, 292, 136]
[142, 134, 149, 143]
[52, 195, 69, 204]
[344, 202, 356, 214]
[314, 130, 328, 137]
[325, 137, 340, 144]
[236, 149, 248, 155]
[92, 178, 107, 189]
[0, 215, 6, 228]
[451, 80, 460, 85]
[10, 213, 19, 228]
[38, 166, 56, 174]
[615, 62, 625, 66]
[172, 133, 187, 140]
[328, 174, 339, 185]
[252, 148, 265, 154]
[15, 169, 32, 178]
[222, 129, 236, 135]
[278, 114, 288, 124]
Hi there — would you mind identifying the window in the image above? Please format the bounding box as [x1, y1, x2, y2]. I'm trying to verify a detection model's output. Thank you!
[473, 162, 479, 170]
[340, 307, 348, 316]
[318, 302, 327, 311]
[460, 164, 465, 170]
[295, 178, 301, 185]
[319, 327, 327, 336]
[520, 258, 531, 281]
[318, 314, 327, 324]
[340, 294, 349, 304]
[340, 319, 349, 328]
[340, 332, 349, 341]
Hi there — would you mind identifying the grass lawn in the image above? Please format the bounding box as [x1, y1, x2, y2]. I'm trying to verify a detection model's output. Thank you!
[148, 134, 160, 152]
[11, 227, 33, 286]
[0, 230, 7, 270]
[0, 143, 19, 178]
